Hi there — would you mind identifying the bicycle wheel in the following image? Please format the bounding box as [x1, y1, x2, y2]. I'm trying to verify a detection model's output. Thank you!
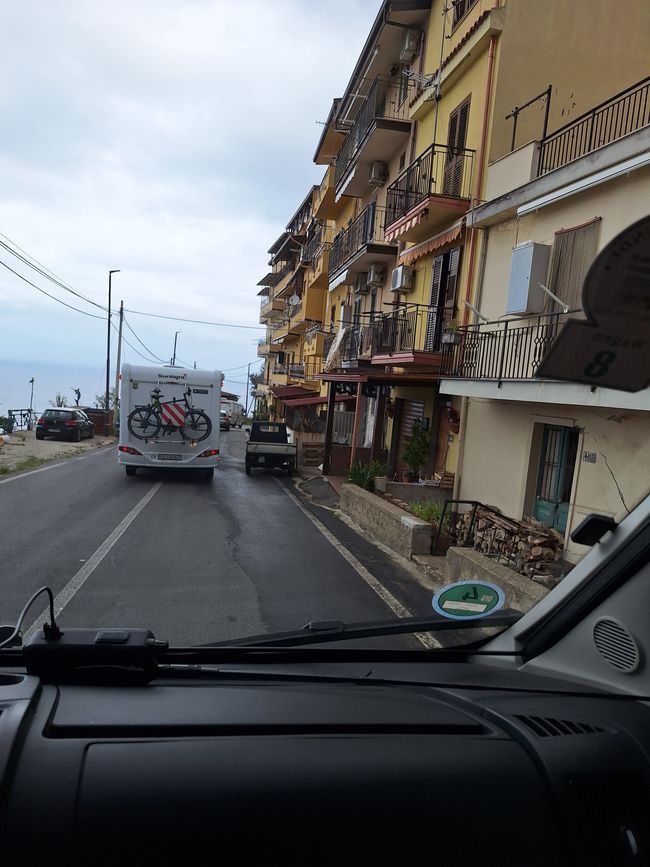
[128, 408, 161, 440]
[181, 409, 212, 442]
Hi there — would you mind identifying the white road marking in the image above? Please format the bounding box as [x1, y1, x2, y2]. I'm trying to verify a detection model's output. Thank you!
[24, 481, 164, 639]
[274, 479, 441, 650]
[0, 462, 66, 485]
[0, 445, 115, 485]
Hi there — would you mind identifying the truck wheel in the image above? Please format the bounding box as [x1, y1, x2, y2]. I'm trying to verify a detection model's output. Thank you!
[245, 461, 251, 476]
[125, 466, 137, 477]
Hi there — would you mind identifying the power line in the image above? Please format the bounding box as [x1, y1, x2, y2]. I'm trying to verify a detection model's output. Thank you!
[111, 320, 158, 364]
[0, 257, 106, 320]
[0, 233, 107, 312]
[122, 316, 166, 363]
[221, 360, 259, 372]
[125, 308, 265, 330]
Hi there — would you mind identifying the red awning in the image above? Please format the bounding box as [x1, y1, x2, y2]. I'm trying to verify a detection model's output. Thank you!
[282, 393, 356, 408]
[397, 220, 464, 266]
[268, 384, 316, 399]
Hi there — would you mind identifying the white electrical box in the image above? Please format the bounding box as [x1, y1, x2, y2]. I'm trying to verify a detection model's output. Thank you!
[505, 242, 551, 314]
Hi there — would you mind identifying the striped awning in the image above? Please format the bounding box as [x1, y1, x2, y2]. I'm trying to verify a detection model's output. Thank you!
[398, 220, 465, 266]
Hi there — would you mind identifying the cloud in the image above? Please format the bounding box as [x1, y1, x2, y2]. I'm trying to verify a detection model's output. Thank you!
[0, 0, 375, 375]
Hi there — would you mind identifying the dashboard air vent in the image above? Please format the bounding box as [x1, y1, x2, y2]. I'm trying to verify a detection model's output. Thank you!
[514, 715, 605, 737]
[593, 617, 640, 674]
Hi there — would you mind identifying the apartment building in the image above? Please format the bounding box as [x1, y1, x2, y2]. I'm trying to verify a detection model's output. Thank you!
[254, 0, 649, 511]
[440, 74, 650, 562]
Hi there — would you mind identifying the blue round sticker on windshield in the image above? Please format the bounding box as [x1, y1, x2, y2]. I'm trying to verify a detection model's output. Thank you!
[432, 580, 505, 620]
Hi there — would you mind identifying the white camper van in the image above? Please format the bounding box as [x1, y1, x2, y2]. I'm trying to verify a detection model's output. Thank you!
[118, 364, 221, 479]
[221, 399, 245, 428]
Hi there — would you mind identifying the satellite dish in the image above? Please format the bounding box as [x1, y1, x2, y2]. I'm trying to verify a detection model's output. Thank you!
[289, 294, 300, 306]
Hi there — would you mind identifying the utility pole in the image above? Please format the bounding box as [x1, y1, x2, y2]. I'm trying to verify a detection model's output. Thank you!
[172, 331, 181, 366]
[245, 361, 251, 417]
[28, 378, 34, 429]
[114, 300, 124, 423]
[105, 270, 120, 421]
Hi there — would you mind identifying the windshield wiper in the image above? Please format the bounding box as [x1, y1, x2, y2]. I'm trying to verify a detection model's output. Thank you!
[201, 609, 521, 648]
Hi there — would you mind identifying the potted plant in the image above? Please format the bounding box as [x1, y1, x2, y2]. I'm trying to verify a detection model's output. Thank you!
[442, 319, 461, 345]
[402, 419, 430, 483]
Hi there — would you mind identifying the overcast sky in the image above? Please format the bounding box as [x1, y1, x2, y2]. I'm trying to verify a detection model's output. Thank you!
[0, 0, 376, 397]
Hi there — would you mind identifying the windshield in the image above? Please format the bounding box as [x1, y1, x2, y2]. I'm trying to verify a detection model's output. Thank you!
[1, 1, 649, 651]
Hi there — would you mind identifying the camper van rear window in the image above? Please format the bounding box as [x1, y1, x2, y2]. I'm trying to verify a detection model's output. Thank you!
[193, 389, 208, 394]
[259, 425, 280, 433]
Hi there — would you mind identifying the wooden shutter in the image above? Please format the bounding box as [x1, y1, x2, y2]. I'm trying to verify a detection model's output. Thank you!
[544, 218, 601, 314]
[443, 98, 470, 196]
[424, 255, 444, 351]
[444, 247, 461, 308]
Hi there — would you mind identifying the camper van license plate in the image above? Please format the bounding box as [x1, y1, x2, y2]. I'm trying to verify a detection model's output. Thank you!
[157, 453, 182, 461]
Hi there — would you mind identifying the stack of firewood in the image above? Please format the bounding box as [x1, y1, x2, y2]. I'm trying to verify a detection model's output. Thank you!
[454, 508, 564, 587]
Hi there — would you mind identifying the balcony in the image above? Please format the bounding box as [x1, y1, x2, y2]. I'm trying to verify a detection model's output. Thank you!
[271, 360, 323, 386]
[440, 311, 579, 383]
[328, 203, 397, 283]
[275, 265, 305, 300]
[259, 294, 284, 322]
[384, 143, 475, 242]
[340, 323, 376, 368]
[334, 77, 413, 198]
[371, 305, 445, 367]
[257, 337, 282, 357]
[538, 74, 650, 176]
[313, 166, 347, 221]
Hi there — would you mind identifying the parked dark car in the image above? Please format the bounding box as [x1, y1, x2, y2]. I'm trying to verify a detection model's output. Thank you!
[35, 408, 94, 442]
[220, 410, 230, 431]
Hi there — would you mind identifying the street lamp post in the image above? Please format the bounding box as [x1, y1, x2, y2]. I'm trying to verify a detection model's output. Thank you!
[105, 270, 120, 427]
[172, 331, 181, 366]
[28, 378, 34, 429]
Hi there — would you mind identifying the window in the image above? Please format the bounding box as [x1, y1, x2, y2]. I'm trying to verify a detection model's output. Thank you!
[424, 246, 462, 351]
[330, 304, 336, 330]
[544, 218, 601, 313]
[443, 97, 470, 196]
[399, 151, 406, 171]
[398, 65, 410, 106]
[452, 0, 478, 28]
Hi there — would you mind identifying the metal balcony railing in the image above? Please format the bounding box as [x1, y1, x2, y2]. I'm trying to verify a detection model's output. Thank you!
[329, 204, 393, 276]
[334, 77, 412, 187]
[301, 227, 324, 266]
[384, 143, 475, 228]
[538, 74, 650, 175]
[341, 323, 376, 362]
[440, 311, 580, 382]
[288, 360, 323, 380]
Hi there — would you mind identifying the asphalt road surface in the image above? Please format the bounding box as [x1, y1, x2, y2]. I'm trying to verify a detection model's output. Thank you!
[1, 430, 441, 648]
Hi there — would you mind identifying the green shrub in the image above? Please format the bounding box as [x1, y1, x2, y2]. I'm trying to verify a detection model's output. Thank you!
[407, 500, 450, 528]
[402, 419, 430, 475]
[348, 459, 388, 492]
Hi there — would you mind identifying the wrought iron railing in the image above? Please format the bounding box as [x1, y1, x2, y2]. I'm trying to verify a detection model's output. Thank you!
[341, 323, 376, 362]
[371, 304, 446, 356]
[301, 225, 324, 265]
[384, 143, 475, 227]
[538, 75, 650, 175]
[334, 77, 412, 187]
[329, 204, 393, 276]
[440, 311, 580, 381]
[288, 360, 323, 380]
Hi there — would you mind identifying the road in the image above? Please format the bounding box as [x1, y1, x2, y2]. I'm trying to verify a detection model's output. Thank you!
[0, 430, 438, 648]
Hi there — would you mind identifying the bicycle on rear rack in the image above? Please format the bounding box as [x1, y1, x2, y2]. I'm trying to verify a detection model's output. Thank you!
[127, 387, 212, 442]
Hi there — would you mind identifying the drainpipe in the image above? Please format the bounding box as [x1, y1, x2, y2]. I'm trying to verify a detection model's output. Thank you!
[453, 24, 498, 502]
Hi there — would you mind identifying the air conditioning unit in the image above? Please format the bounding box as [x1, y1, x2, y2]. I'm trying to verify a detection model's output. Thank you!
[400, 29, 420, 63]
[367, 264, 385, 286]
[368, 161, 388, 186]
[355, 272, 369, 295]
[391, 265, 414, 292]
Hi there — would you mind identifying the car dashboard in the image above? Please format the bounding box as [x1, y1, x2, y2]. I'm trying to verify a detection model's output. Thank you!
[1, 659, 649, 866]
